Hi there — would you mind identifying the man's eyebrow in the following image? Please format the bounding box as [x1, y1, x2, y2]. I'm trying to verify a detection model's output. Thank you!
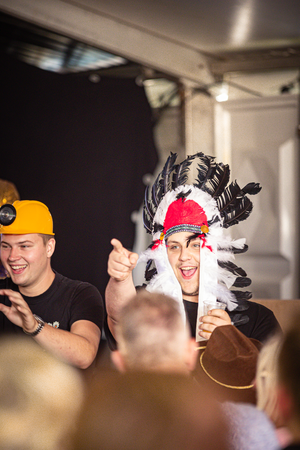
[167, 239, 180, 244]
[1, 240, 33, 245]
[0, 240, 11, 245]
[167, 233, 198, 243]
[186, 233, 201, 247]
[185, 233, 199, 241]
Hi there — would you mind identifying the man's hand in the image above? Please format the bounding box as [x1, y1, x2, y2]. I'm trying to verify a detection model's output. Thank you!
[0, 289, 100, 369]
[107, 239, 138, 282]
[106, 239, 138, 338]
[198, 309, 231, 340]
[0, 289, 37, 333]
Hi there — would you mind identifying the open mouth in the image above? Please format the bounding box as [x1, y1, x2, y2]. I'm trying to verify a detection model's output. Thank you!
[10, 264, 27, 274]
[180, 267, 197, 279]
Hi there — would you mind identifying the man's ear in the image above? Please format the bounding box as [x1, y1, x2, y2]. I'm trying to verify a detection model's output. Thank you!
[276, 384, 294, 425]
[111, 350, 127, 373]
[185, 337, 197, 372]
[46, 238, 56, 258]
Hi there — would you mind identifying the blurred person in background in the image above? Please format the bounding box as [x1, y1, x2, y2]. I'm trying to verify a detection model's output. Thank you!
[111, 290, 196, 374]
[0, 335, 84, 450]
[256, 332, 292, 448]
[276, 312, 300, 450]
[194, 324, 281, 450]
[0, 179, 20, 279]
[70, 370, 229, 450]
[112, 292, 279, 450]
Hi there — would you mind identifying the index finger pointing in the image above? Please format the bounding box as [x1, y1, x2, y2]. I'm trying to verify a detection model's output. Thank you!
[111, 238, 124, 253]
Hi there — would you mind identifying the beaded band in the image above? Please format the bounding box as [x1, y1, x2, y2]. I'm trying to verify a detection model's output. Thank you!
[164, 224, 204, 239]
[23, 314, 45, 336]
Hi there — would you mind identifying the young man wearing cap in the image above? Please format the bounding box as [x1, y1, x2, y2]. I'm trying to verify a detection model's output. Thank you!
[105, 152, 280, 349]
[0, 200, 104, 369]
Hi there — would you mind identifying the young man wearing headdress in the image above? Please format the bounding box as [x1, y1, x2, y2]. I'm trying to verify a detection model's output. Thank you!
[105, 152, 280, 348]
[0, 200, 104, 369]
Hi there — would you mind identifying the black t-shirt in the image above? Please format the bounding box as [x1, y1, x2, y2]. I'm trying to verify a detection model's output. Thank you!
[105, 288, 281, 350]
[282, 445, 300, 450]
[0, 271, 104, 334]
[183, 299, 281, 344]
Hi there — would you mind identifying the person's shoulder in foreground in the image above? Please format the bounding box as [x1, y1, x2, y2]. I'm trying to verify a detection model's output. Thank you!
[0, 334, 84, 450]
[0, 200, 104, 369]
[223, 401, 280, 450]
[227, 299, 281, 343]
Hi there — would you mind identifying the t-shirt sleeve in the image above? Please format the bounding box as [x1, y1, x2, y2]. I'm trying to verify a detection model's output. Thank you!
[250, 303, 282, 342]
[69, 283, 104, 331]
[229, 301, 282, 343]
[104, 315, 117, 351]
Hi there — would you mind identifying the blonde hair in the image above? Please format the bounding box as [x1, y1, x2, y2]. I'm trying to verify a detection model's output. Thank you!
[0, 337, 84, 450]
[115, 291, 191, 372]
[256, 332, 282, 426]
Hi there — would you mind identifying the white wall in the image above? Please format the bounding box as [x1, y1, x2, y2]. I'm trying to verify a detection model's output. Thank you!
[215, 94, 299, 299]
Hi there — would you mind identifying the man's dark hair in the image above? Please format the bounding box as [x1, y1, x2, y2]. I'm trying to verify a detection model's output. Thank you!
[278, 312, 300, 418]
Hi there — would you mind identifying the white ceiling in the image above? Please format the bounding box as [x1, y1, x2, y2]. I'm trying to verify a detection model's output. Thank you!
[0, 0, 299, 99]
[74, 0, 300, 52]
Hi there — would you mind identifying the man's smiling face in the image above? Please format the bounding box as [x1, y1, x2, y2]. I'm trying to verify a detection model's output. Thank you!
[166, 231, 200, 303]
[0, 233, 54, 294]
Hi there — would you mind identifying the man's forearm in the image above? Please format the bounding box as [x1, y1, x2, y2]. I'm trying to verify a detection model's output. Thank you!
[105, 276, 136, 336]
[34, 321, 100, 369]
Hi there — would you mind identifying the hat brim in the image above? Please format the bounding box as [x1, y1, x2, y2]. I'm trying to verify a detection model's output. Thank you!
[193, 335, 262, 404]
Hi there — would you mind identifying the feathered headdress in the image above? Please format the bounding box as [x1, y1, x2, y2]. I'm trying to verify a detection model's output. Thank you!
[138, 152, 261, 340]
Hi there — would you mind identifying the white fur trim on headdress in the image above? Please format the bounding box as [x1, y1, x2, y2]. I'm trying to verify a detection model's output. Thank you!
[138, 245, 185, 322]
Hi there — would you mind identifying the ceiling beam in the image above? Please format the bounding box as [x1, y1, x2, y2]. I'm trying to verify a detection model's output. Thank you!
[0, 0, 214, 86]
[210, 56, 300, 77]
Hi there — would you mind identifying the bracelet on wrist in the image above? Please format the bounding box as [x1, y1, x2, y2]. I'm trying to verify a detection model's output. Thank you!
[23, 315, 45, 337]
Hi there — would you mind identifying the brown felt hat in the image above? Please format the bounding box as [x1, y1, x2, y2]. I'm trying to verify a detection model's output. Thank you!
[193, 325, 262, 404]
